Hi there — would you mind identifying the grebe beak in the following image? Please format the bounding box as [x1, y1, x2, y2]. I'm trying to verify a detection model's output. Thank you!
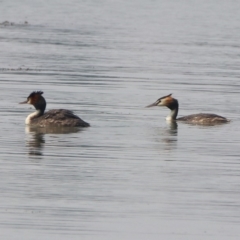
[145, 101, 158, 108]
[19, 100, 28, 104]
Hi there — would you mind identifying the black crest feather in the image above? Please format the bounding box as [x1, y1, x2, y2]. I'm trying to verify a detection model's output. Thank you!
[28, 91, 44, 98]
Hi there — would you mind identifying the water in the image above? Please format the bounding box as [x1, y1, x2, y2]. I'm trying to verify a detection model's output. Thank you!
[1, 0, 240, 239]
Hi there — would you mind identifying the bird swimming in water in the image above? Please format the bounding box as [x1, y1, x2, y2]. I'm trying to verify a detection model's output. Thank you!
[146, 94, 229, 125]
[19, 91, 90, 127]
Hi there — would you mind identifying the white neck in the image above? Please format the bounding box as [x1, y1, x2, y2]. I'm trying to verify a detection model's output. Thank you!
[25, 110, 42, 125]
[165, 108, 178, 121]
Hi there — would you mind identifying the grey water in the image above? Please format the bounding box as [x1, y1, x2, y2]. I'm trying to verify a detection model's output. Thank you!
[1, 0, 240, 239]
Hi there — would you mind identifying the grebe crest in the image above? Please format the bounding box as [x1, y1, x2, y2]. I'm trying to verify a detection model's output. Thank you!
[146, 94, 229, 125]
[20, 91, 90, 127]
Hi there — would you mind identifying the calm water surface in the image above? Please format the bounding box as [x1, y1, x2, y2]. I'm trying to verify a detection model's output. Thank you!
[1, 0, 240, 239]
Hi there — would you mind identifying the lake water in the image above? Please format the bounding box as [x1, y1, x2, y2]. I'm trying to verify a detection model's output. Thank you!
[1, 0, 240, 239]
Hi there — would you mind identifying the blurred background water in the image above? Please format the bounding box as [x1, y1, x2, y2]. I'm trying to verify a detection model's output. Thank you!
[0, 0, 240, 239]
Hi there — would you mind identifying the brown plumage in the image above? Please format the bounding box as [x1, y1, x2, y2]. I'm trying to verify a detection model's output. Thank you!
[20, 91, 90, 127]
[146, 94, 229, 126]
[177, 113, 229, 125]
[29, 109, 90, 127]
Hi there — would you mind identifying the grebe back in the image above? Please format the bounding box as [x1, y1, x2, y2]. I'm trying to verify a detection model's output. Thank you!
[19, 91, 90, 127]
[146, 94, 229, 125]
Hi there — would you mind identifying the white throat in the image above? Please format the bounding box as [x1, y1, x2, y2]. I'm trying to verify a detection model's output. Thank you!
[25, 110, 41, 125]
[166, 115, 174, 121]
[165, 108, 178, 122]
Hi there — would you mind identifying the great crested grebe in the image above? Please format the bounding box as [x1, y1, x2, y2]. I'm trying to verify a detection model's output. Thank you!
[19, 91, 90, 127]
[146, 94, 229, 125]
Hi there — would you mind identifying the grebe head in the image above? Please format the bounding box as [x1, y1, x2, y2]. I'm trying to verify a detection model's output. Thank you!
[146, 93, 179, 121]
[146, 94, 229, 125]
[146, 94, 178, 110]
[19, 91, 46, 113]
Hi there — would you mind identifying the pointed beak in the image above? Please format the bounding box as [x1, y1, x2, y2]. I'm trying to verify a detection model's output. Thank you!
[19, 100, 28, 104]
[145, 101, 158, 108]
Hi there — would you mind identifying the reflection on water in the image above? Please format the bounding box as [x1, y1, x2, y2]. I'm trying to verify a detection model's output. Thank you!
[25, 126, 83, 134]
[166, 121, 178, 132]
[1, 0, 240, 239]
[27, 132, 45, 156]
[164, 121, 178, 150]
[25, 126, 83, 157]
[150, 122, 178, 151]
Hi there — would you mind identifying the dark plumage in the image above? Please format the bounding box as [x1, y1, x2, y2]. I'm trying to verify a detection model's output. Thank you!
[20, 91, 90, 127]
[177, 113, 228, 125]
[146, 94, 229, 126]
[29, 109, 90, 127]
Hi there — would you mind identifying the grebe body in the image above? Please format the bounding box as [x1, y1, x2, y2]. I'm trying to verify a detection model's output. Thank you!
[20, 91, 90, 127]
[146, 94, 229, 125]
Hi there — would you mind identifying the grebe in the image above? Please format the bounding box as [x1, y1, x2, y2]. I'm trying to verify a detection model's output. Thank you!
[19, 91, 90, 127]
[146, 94, 229, 125]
